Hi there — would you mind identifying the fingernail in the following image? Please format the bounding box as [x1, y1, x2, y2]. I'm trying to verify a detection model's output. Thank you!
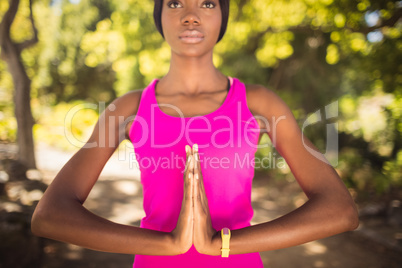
[185, 145, 189, 154]
[193, 144, 198, 152]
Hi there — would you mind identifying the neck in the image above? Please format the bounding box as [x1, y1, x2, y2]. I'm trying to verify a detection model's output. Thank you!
[158, 49, 227, 95]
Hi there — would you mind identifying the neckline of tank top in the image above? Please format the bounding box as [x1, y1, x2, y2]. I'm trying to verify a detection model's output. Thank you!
[151, 76, 235, 119]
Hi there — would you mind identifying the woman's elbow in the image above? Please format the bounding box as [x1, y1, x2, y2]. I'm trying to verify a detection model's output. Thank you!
[31, 209, 45, 237]
[341, 201, 360, 231]
[31, 205, 53, 237]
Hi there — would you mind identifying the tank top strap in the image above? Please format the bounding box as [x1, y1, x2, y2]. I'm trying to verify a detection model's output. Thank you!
[227, 77, 259, 125]
[136, 79, 158, 117]
[228, 77, 248, 106]
[128, 79, 158, 142]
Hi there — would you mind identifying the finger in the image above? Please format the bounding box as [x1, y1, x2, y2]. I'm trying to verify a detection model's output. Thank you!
[193, 148, 207, 207]
[189, 152, 195, 212]
[184, 156, 194, 220]
[192, 148, 199, 203]
[192, 144, 203, 201]
[198, 172, 210, 215]
[199, 168, 206, 204]
[193, 144, 203, 181]
[194, 166, 208, 218]
[192, 145, 209, 218]
[194, 150, 204, 192]
[192, 144, 198, 177]
[184, 145, 193, 201]
[184, 145, 191, 174]
[194, 163, 201, 214]
[191, 144, 204, 196]
[194, 147, 209, 214]
[186, 148, 195, 181]
[184, 145, 190, 182]
[195, 170, 205, 207]
[192, 144, 201, 195]
[189, 156, 194, 220]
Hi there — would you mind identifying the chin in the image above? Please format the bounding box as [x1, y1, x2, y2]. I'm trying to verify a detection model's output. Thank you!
[177, 50, 209, 58]
[170, 43, 215, 58]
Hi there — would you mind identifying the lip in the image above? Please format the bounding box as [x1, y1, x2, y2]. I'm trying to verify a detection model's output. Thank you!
[179, 30, 205, 43]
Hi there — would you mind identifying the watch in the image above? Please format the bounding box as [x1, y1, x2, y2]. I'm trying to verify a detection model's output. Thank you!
[221, 227, 231, 257]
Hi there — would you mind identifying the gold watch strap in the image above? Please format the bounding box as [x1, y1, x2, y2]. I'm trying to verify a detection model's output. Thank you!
[221, 227, 231, 257]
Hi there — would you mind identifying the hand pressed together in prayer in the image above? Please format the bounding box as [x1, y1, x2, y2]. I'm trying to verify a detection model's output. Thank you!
[170, 144, 221, 255]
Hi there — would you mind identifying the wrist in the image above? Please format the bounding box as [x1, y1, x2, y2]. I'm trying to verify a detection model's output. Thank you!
[197, 230, 221, 256]
[167, 232, 189, 255]
[210, 230, 222, 256]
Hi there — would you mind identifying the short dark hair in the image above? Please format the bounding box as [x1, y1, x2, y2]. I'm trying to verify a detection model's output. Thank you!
[153, 0, 230, 43]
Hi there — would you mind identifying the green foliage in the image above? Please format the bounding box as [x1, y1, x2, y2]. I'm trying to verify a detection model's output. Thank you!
[0, 110, 17, 142]
[34, 100, 99, 151]
[0, 62, 15, 142]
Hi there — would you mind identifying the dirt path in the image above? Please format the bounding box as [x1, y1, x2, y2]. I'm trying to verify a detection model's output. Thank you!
[29, 144, 402, 267]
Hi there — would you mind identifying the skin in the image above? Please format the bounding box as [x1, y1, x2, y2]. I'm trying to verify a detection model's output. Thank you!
[31, 0, 359, 257]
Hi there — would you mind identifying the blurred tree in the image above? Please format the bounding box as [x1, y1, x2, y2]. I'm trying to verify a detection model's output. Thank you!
[36, 0, 116, 103]
[0, 0, 38, 168]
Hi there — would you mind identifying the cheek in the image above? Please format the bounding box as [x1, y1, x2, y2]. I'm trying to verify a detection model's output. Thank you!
[209, 14, 222, 38]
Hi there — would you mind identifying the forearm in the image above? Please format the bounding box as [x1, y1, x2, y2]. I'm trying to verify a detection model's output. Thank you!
[31, 201, 177, 256]
[210, 197, 359, 255]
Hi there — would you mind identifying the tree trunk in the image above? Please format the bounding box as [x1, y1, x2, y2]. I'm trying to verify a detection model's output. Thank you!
[0, 0, 38, 169]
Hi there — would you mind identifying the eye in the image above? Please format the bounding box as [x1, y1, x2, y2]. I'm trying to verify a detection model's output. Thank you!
[167, 1, 183, 8]
[202, 1, 216, 8]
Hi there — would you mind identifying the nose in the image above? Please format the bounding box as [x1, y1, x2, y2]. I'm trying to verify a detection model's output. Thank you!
[181, 8, 200, 26]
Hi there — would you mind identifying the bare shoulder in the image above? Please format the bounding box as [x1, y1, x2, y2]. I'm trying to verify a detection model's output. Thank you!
[245, 83, 290, 119]
[110, 89, 144, 118]
[101, 89, 144, 140]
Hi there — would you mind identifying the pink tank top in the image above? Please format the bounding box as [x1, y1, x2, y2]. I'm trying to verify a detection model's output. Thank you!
[129, 77, 263, 267]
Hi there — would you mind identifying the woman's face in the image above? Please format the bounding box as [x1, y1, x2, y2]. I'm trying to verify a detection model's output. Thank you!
[161, 0, 222, 57]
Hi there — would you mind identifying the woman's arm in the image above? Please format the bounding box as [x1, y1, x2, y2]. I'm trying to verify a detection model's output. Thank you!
[208, 85, 359, 255]
[31, 91, 181, 255]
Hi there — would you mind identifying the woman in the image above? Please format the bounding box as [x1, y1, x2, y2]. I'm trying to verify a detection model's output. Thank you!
[31, 0, 359, 267]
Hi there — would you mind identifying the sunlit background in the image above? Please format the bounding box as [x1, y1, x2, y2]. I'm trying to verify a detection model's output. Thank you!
[0, 0, 401, 267]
